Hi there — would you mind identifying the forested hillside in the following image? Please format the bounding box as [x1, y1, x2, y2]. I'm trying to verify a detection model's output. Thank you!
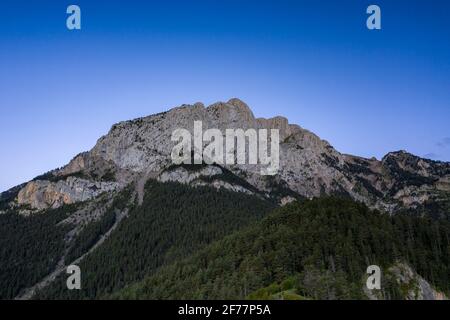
[111, 198, 450, 300]
[0, 204, 79, 299]
[35, 181, 275, 299]
[3, 179, 448, 300]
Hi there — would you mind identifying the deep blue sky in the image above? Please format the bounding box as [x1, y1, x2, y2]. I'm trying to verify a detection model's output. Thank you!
[1, 0, 449, 192]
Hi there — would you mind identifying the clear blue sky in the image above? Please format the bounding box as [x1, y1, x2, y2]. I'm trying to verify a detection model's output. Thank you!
[1, 0, 449, 192]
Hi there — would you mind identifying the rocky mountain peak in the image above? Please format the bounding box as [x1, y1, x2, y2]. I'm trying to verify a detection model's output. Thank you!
[2, 99, 449, 217]
[382, 150, 416, 163]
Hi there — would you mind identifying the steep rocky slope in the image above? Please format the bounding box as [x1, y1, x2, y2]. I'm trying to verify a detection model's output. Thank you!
[2, 98, 449, 217]
[1, 99, 449, 301]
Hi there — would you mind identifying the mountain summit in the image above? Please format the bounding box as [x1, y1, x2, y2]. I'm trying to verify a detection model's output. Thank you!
[1, 99, 449, 301]
[2, 98, 449, 218]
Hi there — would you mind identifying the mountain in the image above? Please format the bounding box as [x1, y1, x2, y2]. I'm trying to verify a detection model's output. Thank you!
[23, 181, 275, 300]
[3, 98, 450, 216]
[109, 198, 450, 300]
[1, 98, 449, 300]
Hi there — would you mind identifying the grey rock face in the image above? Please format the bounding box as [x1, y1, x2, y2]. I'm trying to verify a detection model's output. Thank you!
[17, 177, 120, 210]
[87, 98, 449, 210]
[364, 262, 448, 300]
[389, 263, 448, 300]
[158, 166, 223, 184]
[157, 165, 254, 195]
[11, 98, 450, 212]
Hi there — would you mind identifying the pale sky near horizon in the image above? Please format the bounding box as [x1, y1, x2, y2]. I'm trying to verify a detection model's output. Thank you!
[1, 0, 449, 192]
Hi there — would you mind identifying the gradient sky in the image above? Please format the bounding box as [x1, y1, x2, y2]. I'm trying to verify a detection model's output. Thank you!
[1, 0, 449, 192]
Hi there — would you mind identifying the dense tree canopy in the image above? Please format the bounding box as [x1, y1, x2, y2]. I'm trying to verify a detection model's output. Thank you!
[111, 197, 450, 300]
[0, 204, 77, 299]
[2, 180, 448, 300]
[36, 181, 275, 299]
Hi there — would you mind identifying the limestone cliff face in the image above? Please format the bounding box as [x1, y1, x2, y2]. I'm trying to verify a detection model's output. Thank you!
[85, 98, 449, 212]
[8, 98, 450, 212]
[85, 98, 348, 197]
[157, 165, 255, 196]
[17, 177, 119, 210]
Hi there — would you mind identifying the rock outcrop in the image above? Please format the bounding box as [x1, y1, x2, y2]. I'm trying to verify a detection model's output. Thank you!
[365, 262, 448, 300]
[5, 98, 450, 213]
[389, 263, 448, 300]
[17, 177, 120, 210]
[157, 165, 255, 195]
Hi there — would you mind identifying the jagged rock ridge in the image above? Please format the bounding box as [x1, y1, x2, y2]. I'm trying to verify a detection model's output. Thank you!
[2, 98, 449, 215]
